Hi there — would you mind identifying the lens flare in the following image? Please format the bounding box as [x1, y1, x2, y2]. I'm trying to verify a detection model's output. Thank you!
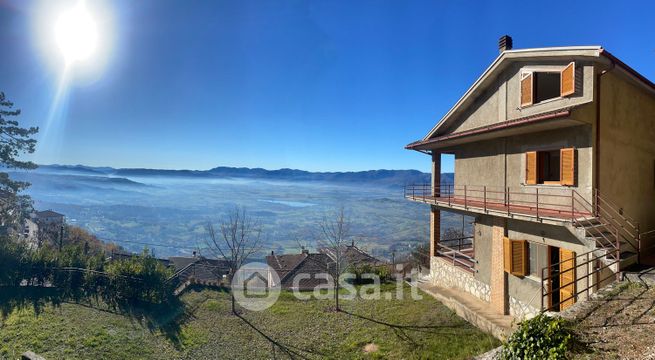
[54, 2, 98, 63]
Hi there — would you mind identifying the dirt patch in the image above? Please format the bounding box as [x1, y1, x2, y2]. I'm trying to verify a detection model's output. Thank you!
[570, 282, 655, 359]
[363, 343, 379, 353]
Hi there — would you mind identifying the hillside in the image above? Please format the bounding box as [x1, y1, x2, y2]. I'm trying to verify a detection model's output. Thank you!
[0, 285, 498, 359]
[37, 164, 452, 188]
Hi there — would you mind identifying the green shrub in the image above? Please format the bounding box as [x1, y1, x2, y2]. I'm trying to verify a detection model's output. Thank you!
[105, 249, 173, 304]
[501, 313, 572, 360]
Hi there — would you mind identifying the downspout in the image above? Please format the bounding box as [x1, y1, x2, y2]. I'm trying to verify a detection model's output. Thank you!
[595, 61, 616, 194]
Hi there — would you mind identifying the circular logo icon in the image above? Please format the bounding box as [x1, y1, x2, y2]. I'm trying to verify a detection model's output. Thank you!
[231, 262, 281, 311]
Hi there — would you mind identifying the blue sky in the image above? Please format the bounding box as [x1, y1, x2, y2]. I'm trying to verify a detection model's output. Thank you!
[1, 0, 654, 173]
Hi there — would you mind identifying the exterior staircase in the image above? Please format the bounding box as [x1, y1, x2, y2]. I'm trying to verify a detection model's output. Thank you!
[569, 190, 641, 274]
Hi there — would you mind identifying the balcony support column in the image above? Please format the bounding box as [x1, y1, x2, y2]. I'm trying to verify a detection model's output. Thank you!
[431, 151, 441, 197]
[430, 206, 441, 258]
[430, 151, 442, 259]
[490, 217, 508, 315]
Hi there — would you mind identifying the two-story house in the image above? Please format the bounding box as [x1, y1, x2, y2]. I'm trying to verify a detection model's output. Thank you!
[405, 36, 655, 319]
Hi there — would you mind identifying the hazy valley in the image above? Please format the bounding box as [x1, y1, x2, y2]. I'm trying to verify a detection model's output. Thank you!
[11, 165, 460, 260]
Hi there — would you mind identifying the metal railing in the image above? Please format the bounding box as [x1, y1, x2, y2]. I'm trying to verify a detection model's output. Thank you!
[405, 184, 642, 259]
[440, 235, 474, 252]
[570, 189, 640, 263]
[435, 238, 477, 273]
[540, 248, 619, 312]
[404, 183, 592, 221]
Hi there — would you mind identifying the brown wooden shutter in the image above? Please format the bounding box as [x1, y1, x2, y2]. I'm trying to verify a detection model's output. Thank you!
[504, 238, 528, 276]
[559, 248, 576, 310]
[503, 237, 511, 273]
[526, 151, 537, 185]
[560, 148, 575, 186]
[560, 62, 575, 97]
[510, 240, 528, 276]
[520, 73, 534, 107]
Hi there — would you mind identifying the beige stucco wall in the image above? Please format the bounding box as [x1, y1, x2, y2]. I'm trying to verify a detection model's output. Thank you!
[447, 80, 502, 134]
[506, 62, 595, 120]
[472, 216, 591, 314]
[599, 71, 655, 237]
[447, 125, 594, 208]
[443, 60, 595, 136]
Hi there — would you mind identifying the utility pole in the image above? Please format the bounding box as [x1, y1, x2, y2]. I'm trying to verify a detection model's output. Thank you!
[59, 224, 64, 252]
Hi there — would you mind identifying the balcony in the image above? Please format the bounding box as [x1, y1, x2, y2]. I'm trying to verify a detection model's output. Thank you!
[404, 184, 593, 224]
[438, 236, 476, 273]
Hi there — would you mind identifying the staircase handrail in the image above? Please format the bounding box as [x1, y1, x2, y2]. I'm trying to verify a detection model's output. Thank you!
[572, 190, 639, 253]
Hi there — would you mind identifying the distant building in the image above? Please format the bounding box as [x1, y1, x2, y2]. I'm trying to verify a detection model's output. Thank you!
[266, 248, 332, 290]
[21, 218, 39, 248]
[168, 255, 230, 285]
[266, 245, 386, 290]
[18, 209, 66, 248]
[32, 210, 65, 227]
[318, 241, 385, 268]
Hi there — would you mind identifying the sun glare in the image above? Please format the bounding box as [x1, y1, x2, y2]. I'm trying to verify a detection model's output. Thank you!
[33, 0, 114, 79]
[55, 3, 98, 63]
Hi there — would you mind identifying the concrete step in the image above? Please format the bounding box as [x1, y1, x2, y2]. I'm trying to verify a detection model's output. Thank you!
[417, 282, 515, 341]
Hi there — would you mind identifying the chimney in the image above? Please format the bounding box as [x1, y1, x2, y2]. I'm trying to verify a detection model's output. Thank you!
[498, 35, 513, 53]
[271, 250, 274, 256]
[301, 246, 309, 255]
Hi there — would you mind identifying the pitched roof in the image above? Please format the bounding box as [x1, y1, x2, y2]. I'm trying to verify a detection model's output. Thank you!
[420, 46, 655, 142]
[266, 251, 333, 290]
[168, 256, 230, 284]
[34, 210, 65, 218]
[266, 252, 309, 281]
[319, 244, 384, 266]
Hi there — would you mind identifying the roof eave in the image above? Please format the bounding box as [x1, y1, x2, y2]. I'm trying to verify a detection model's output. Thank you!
[407, 109, 574, 151]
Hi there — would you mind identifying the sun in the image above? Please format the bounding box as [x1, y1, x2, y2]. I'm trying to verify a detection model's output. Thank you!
[54, 2, 99, 63]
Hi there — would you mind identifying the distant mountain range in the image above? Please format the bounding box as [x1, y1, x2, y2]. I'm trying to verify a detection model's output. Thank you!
[34, 164, 454, 187]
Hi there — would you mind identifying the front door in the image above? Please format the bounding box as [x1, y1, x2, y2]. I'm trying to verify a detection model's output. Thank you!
[559, 248, 576, 310]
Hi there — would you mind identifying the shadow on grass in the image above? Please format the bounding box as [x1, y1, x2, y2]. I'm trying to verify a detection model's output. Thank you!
[0, 286, 188, 346]
[338, 308, 475, 350]
[341, 309, 469, 335]
[236, 312, 328, 360]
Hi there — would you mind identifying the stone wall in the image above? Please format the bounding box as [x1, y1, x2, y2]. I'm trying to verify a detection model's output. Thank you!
[509, 295, 540, 320]
[430, 257, 490, 302]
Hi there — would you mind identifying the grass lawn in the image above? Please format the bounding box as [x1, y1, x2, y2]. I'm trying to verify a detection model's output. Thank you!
[0, 284, 499, 359]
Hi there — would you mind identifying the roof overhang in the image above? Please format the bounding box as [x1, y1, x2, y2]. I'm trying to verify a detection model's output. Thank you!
[406, 109, 584, 151]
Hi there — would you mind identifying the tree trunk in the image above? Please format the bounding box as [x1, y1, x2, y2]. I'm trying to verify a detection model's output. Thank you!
[335, 280, 340, 311]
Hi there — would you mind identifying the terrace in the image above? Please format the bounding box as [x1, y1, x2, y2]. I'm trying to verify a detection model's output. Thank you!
[404, 184, 594, 225]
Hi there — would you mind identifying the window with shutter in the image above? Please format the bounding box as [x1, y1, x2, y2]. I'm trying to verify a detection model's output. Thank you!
[560, 62, 575, 97]
[503, 238, 528, 276]
[560, 148, 575, 186]
[520, 73, 533, 107]
[526, 151, 537, 185]
[510, 240, 528, 276]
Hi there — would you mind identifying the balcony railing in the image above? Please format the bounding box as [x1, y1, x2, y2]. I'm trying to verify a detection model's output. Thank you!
[404, 183, 593, 222]
[437, 236, 476, 273]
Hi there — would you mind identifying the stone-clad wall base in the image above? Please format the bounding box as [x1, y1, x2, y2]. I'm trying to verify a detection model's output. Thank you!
[430, 257, 491, 303]
[509, 296, 539, 320]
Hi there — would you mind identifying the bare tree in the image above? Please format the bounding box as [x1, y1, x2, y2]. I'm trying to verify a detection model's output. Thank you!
[317, 206, 352, 312]
[206, 206, 263, 314]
